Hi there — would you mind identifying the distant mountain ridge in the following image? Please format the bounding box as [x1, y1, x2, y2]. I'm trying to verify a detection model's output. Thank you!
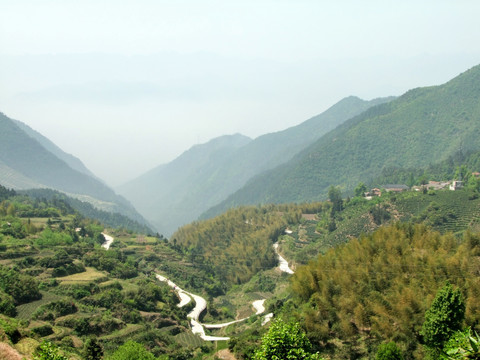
[12, 119, 99, 180]
[119, 96, 393, 235]
[202, 64, 480, 218]
[0, 112, 151, 229]
[118, 134, 252, 234]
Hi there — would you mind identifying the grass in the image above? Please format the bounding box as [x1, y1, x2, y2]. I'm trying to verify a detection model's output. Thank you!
[99, 324, 143, 341]
[57, 267, 108, 284]
[16, 291, 62, 320]
[174, 331, 204, 348]
[13, 338, 39, 359]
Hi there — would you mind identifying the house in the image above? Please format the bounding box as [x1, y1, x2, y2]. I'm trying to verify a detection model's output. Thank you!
[364, 188, 382, 200]
[383, 184, 409, 192]
[449, 180, 464, 191]
[413, 181, 450, 191]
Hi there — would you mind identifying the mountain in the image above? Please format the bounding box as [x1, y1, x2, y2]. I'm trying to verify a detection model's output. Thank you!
[12, 119, 98, 180]
[119, 96, 392, 235]
[0, 112, 150, 229]
[118, 134, 252, 235]
[204, 64, 480, 217]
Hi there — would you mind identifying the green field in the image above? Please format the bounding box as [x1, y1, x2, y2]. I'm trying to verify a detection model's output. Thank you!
[16, 291, 62, 320]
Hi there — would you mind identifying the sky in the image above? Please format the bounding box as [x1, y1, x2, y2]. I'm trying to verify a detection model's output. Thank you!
[1, 0, 479, 186]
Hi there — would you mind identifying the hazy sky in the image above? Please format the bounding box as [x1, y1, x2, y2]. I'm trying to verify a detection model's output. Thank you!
[1, 0, 479, 186]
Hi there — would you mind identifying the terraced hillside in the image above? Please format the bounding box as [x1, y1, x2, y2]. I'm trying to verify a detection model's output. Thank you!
[278, 188, 480, 264]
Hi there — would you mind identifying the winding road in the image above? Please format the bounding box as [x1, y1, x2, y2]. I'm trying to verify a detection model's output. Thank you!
[101, 233, 114, 250]
[103, 232, 294, 341]
[156, 241, 294, 341]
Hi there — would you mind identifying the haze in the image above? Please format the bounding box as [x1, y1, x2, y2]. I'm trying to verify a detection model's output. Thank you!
[0, 0, 479, 186]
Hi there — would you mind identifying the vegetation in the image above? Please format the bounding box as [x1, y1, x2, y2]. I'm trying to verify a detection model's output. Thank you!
[204, 64, 480, 215]
[3, 63, 480, 359]
[376, 342, 404, 360]
[0, 184, 194, 359]
[254, 319, 322, 360]
[108, 340, 156, 360]
[33, 341, 68, 360]
[288, 223, 480, 359]
[120, 97, 391, 236]
[421, 282, 465, 350]
[23, 188, 153, 234]
[173, 205, 287, 290]
[0, 112, 151, 230]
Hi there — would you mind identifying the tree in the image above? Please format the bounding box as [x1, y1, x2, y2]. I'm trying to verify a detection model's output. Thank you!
[421, 282, 465, 349]
[376, 342, 403, 360]
[109, 341, 156, 360]
[328, 186, 343, 214]
[254, 319, 322, 360]
[354, 182, 368, 197]
[84, 337, 103, 360]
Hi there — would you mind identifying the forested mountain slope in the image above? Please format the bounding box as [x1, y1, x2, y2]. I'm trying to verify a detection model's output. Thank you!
[119, 96, 392, 235]
[204, 64, 480, 217]
[0, 112, 150, 228]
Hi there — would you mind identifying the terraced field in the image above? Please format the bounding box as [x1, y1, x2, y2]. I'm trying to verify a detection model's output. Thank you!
[281, 189, 480, 265]
[395, 190, 480, 234]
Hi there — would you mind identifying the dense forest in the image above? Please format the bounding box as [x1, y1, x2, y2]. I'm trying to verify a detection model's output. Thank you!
[290, 223, 480, 359]
[172, 203, 323, 291]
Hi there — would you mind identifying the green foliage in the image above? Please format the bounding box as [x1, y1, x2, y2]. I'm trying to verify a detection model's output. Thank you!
[422, 282, 465, 349]
[253, 319, 322, 360]
[84, 337, 104, 360]
[35, 227, 73, 247]
[376, 342, 404, 360]
[24, 188, 153, 234]
[123, 96, 389, 236]
[0, 184, 16, 201]
[0, 316, 22, 343]
[443, 328, 480, 359]
[108, 340, 156, 360]
[0, 290, 16, 316]
[33, 341, 68, 360]
[173, 205, 290, 289]
[207, 65, 480, 211]
[355, 182, 368, 197]
[328, 186, 344, 214]
[34, 299, 77, 320]
[0, 265, 41, 306]
[31, 324, 54, 337]
[291, 224, 480, 357]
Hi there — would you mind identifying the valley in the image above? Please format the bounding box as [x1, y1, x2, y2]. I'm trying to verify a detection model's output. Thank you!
[1, 63, 480, 359]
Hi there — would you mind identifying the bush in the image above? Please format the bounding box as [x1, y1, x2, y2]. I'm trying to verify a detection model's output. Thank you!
[254, 319, 323, 360]
[33, 341, 68, 360]
[32, 324, 54, 337]
[376, 342, 403, 360]
[109, 340, 156, 360]
[34, 299, 77, 320]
